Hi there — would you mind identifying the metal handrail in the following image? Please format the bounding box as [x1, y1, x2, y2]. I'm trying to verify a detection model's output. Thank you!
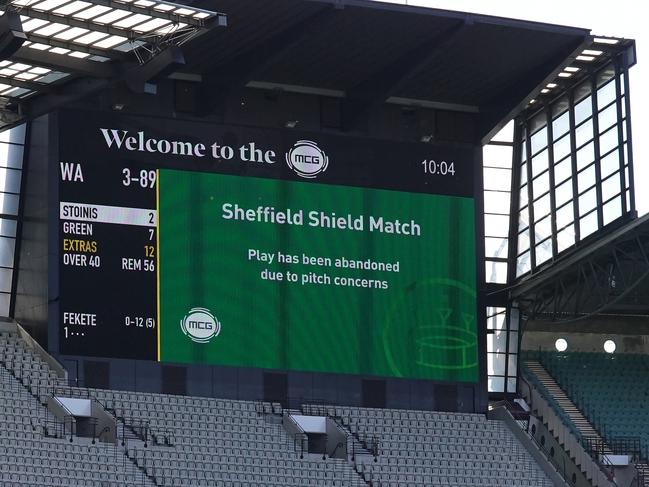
[523, 365, 621, 485]
[293, 432, 307, 459]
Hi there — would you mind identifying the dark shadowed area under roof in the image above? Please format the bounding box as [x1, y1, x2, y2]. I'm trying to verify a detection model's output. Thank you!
[185, 0, 588, 104]
[0, 0, 635, 140]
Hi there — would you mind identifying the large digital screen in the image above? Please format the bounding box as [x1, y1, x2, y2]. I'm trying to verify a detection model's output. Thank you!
[56, 110, 479, 382]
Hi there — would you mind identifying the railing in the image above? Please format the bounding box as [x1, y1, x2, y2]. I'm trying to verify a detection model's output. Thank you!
[585, 436, 642, 458]
[344, 418, 380, 458]
[537, 352, 615, 446]
[37, 415, 76, 442]
[13, 320, 67, 380]
[331, 440, 345, 458]
[327, 451, 368, 487]
[121, 439, 160, 486]
[0, 334, 157, 486]
[254, 399, 283, 419]
[522, 362, 622, 486]
[293, 432, 308, 459]
[521, 364, 584, 442]
[531, 355, 649, 479]
[150, 427, 174, 447]
[120, 419, 151, 447]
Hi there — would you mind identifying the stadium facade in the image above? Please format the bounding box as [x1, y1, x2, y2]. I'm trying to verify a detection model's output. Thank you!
[0, 1, 646, 486]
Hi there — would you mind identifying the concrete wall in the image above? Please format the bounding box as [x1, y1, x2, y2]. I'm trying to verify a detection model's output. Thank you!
[326, 418, 348, 459]
[13, 115, 52, 344]
[519, 378, 613, 487]
[91, 399, 117, 444]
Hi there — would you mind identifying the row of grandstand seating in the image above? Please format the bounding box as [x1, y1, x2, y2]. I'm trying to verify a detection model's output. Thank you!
[0, 366, 152, 487]
[534, 350, 649, 460]
[0, 329, 556, 486]
[339, 406, 551, 487]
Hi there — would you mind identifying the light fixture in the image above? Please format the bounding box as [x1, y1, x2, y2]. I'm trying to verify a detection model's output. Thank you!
[284, 120, 299, 129]
[0, 58, 68, 97]
[555, 338, 568, 352]
[0, 0, 226, 59]
[594, 37, 620, 45]
[603, 339, 616, 354]
[576, 55, 596, 62]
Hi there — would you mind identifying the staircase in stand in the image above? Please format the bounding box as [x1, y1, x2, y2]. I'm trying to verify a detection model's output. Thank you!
[523, 361, 649, 486]
[258, 402, 372, 486]
[524, 361, 603, 442]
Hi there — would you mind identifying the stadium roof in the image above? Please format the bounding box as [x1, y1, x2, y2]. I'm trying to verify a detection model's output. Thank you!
[511, 214, 649, 322]
[0, 0, 636, 139]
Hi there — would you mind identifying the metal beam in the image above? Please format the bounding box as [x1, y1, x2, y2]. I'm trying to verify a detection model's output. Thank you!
[18, 45, 183, 118]
[11, 46, 117, 77]
[9, 5, 222, 43]
[18, 75, 108, 119]
[0, 9, 25, 59]
[511, 215, 649, 322]
[512, 213, 648, 300]
[385, 96, 479, 113]
[8, 6, 152, 40]
[245, 81, 344, 98]
[0, 74, 51, 92]
[125, 44, 184, 92]
[3, 0, 225, 29]
[84, 0, 226, 28]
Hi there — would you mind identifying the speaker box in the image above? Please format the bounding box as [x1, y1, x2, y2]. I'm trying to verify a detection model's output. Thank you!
[162, 365, 187, 395]
[83, 360, 110, 389]
[263, 372, 288, 406]
[362, 379, 386, 408]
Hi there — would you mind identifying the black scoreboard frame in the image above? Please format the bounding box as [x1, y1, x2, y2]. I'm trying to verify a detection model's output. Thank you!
[44, 108, 487, 413]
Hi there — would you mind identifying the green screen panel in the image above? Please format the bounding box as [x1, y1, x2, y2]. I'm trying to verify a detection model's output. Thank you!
[158, 170, 477, 382]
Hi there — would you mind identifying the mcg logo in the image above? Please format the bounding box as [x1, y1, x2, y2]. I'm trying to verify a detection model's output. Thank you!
[285, 140, 329, 178]
[180, 307, 221, 344]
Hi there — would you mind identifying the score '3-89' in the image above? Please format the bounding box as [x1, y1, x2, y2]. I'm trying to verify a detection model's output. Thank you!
[123, 168, 157, 188]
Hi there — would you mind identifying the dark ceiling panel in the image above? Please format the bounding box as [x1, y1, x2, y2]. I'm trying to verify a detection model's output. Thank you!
[185, 0, 326, 71]
[6, 0, 603, 135]
[251, 7, 459, 90]
[178, 0, 590, 112]
[397, 23, 588, 105]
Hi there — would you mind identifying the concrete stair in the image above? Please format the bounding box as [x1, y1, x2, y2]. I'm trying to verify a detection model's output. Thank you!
[524, 361, 603, 442]
[524, 360, 611, 486]
[524, 360, 649, 487]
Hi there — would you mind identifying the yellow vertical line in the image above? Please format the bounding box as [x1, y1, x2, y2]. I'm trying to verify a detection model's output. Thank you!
[156, 169, 161, 362]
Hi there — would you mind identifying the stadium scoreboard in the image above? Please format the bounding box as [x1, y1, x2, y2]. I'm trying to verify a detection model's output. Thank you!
[59, 157, 158, 360]
[56, 110, 480, 382]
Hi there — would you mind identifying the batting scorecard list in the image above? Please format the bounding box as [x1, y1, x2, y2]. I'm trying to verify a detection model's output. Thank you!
[58, 161, 159, 360]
